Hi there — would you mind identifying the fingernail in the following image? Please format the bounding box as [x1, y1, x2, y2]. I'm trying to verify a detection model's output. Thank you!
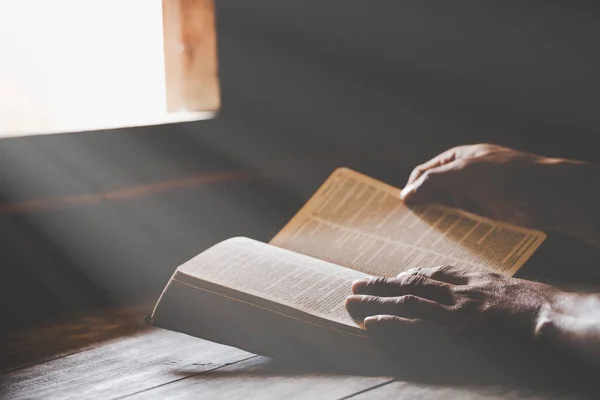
[363, 316, 384, 332]
[346, 294, 365, 302]
[345, 295, 366, 311]
[345, 296, 368, 323]
[351, 279, 368, 293]
[400, 184, 414, 200]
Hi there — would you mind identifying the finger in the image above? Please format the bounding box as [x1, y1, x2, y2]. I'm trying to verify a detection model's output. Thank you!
[401, 161, 461, 204]
[406, 148, 459, 187]
[351, 275, 454, 304]
[345, 294, 451, 325]
[398, 266, 469, 285]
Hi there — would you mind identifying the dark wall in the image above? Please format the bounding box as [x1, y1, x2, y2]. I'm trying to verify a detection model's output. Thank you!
[217, 1, 600, 157]
[2, 1, 600, 329]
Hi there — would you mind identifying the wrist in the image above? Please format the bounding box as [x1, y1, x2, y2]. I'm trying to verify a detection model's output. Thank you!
[535, 291, 600, 363]
[534, 290, 574, 343]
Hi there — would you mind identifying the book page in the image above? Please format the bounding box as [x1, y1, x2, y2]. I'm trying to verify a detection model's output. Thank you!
[176, 237, 368, 328]
[271, 168, 546, 276]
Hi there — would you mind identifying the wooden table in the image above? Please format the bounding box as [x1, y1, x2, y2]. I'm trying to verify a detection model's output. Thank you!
[1, 303, 597, 400]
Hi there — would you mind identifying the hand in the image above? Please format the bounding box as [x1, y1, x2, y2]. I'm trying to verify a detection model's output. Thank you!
[399, 144, 600, 242]
[346, 267, 600, 371]
[345, 267, 563, 353]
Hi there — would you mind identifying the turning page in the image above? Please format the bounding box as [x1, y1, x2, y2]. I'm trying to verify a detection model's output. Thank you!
[271, 168, 546, 276]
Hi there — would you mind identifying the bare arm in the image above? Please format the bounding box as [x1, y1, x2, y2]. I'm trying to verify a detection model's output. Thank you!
[538, 290, 600, 365]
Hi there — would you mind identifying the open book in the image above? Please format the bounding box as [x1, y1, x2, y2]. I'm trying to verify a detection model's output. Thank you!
[149, 168, 546, 366]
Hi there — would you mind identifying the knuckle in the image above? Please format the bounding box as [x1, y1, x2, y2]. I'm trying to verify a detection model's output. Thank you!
[413, 165, 425, 175]
[451, 285, 485, 301]
[369, 276, 388, 287]
[396, 294, 419, 306]
[392, 297, 403, 307]
[466, 272, 487, 282]
[468, 271, 501, 282]
[362, 295, 382, 306]
[402, 267, 423, 277]
[433, 265, 454, 274]
[378, 276, 391, 285]
[420, 169, 440, 184]
[399, 274, 424, 286]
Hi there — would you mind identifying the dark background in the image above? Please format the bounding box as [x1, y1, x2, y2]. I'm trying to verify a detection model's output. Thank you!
[2, 1, 600, 331]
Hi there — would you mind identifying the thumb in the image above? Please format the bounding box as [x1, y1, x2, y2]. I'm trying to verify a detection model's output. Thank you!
[400, 162, 459, 205]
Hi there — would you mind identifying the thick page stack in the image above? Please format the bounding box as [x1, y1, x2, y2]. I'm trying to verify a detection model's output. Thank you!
[150, 237, 377, 367]
[149, 168, 547, 366]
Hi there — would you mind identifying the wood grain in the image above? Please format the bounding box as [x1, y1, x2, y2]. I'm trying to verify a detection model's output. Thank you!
[3, 303, 597, 399]
[2, 328, 252, 400]
[1, 303, 152, 371]
[346, 380, 581, 400]
[1, 302, 392, 400]
[123, 356, 394, 400]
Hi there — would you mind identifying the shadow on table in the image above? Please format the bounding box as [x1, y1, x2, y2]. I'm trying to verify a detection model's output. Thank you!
[174, 340, 598, 399]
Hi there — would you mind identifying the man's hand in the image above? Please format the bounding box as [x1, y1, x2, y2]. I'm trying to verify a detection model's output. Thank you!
[399, 144, 600, 247]
[346, 267, 600, 368]
[346, 266, 561, 343]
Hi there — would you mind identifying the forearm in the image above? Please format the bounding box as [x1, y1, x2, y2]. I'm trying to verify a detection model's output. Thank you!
[546, 158, 600, 249]
[536, 291, 600, 366]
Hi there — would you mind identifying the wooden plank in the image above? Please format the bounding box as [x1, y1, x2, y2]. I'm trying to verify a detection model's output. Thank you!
[2, 329, 253, 400]
[123, 356, 394, 400]
[1, 303, 153, 371]
[346, 380, 585, 400]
